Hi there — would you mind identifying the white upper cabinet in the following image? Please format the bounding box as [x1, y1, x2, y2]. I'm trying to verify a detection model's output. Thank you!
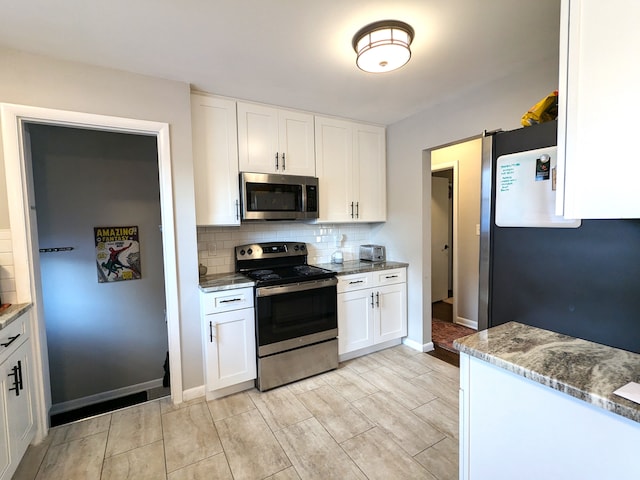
[315, 116, 386, 223]
[191, 93, 240, 225]
[556, 0, 640, 218]
[237, 102, 315, 176]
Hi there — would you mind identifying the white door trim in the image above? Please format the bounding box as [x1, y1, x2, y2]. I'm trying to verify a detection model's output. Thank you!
[0, 103, 183, 441]
[431, 161, 459, 326]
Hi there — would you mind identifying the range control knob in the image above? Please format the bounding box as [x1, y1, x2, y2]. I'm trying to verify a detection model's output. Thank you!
[247, 248, 253, 255]
[300, 244, 306, 250]
[239, 249, 246, 256]
[294, 245, 300, 251]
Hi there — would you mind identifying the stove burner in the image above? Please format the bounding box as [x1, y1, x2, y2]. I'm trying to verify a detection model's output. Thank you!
[252, 269, 274, 276]
[260, 273, 281, 281]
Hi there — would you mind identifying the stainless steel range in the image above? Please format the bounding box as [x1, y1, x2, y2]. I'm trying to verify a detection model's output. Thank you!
[236, 242, 338, 391]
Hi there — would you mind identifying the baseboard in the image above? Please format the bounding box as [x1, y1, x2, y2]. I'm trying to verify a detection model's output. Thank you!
[339, 338, 402, 362]
[403, 337, 434, 353]
[205, 380, 254, 401]
[50, 378, 164, 415]
[456, 317, 478, 330]
[182, 385, 206, 403]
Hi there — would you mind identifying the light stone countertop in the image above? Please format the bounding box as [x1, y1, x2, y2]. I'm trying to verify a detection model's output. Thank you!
[198, 272, 255, 293]
[454, 321, 640, 423]
[313, 260, 409, 275]
[0, 303, 33, 330]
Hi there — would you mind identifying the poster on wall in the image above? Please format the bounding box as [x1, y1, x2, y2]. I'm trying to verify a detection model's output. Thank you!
[94, 226, 141, 283]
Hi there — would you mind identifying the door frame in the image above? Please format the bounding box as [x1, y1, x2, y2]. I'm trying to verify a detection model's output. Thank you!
[430, 161, 459, 325]
[0, 103, 182, 441]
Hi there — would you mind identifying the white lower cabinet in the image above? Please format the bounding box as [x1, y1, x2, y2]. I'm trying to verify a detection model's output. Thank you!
[200, 287, 256, 399]
[337, 268, 407, 358]
[0, 311, 36, 480]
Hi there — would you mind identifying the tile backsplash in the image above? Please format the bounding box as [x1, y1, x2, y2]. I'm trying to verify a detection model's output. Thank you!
[0, 229, 17, 304]
[197, 223, 376, 274]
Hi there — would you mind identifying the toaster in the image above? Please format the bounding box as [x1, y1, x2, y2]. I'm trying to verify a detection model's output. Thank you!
[359, 244, 386, 262]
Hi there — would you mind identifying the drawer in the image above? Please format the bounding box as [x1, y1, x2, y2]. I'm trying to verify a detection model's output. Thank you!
[374, 268, 406, 286]
[0, 312, 29, 365]
[201, 287, 254, 315]
[337, 272, 372, 293]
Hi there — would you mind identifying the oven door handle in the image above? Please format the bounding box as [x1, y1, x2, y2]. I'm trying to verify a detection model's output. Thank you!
[256, 277, 338, 297]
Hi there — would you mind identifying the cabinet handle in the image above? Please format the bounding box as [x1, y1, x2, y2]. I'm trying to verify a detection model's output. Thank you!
[235, 199, 240, 220]
[1, 333, 20, 348]
[370, 292, 374, 308]
[376, 292, 380, 307]
[355, 202, 359, 219]
[348, 280, 364, 285]
[219, 298, 242, 304]
[8, 361, 22, 396]
[385, 275, 398, 279]
[282, 152, 286, 171]
[350, 202, 354, 218]
[275, 152, 279, 170]
[209, 321, 218, 342]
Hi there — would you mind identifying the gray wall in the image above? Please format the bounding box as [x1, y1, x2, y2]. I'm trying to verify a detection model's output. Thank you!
[30, 125, 168, 404]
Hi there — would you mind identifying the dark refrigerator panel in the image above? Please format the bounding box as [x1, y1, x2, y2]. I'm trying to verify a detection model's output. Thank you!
[485, 121, 640, 353]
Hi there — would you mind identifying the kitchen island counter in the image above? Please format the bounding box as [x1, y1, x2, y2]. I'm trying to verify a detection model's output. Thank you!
[0, 303, 33, 330]
[454, 321, 640, 423]
[198, 272, 254, 293]
[314, 260, 408, 275]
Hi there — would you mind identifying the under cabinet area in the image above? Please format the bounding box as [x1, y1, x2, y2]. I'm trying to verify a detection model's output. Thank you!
[337, 267, 406, 360]
[200, 287, 256, 399]
[556, 0, 640, 219]
[237, 102, 315, 176]
[190, 93, 241, 226]
[315, 116, 386, 222]
[0, 309, 36, 480]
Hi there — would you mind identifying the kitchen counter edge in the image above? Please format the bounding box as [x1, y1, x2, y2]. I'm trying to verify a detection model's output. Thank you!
[314, 260, 409, 275]
[199, 273, 255, 293]
[0, 303, 33, 330]
[454, 321, 640, 423]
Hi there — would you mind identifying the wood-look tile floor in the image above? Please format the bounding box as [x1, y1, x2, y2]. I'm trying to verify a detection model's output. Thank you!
[14, 345, 459, 480]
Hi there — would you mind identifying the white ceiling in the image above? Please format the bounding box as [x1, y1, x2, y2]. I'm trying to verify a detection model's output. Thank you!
[0, 0, 561, 125]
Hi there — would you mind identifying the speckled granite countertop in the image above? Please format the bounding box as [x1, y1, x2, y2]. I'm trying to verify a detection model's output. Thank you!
[199, 273, 255, 293]
[0, 303, 33, 330]
[454, 321, 640, 423]
[313, 260, 408, 275]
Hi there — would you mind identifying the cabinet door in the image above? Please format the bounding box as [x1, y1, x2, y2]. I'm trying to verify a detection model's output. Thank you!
[2, 340, 35, 476]
[237, 102, 279, 173]
[278, 110, 315, 176]
[315, 116, 354, 222]
[375, 283, 407, 344]
[191, 94, 240, 225]
[204, 308, 256, 391]
[0, 368, 10, 480]
[557, 0, 640, 218]
[354, 123, 386, 222]
[337, 289, 374, 354]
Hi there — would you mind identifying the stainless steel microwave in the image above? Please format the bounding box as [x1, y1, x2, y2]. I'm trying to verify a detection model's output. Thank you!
[240, 172, 319, 221]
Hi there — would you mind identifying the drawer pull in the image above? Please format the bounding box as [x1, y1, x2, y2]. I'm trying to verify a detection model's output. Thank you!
[349, 280, 364, 285]
[219, 298, 242, 304]
[1, 334, 21, 348]
[385, 275, 399, 279]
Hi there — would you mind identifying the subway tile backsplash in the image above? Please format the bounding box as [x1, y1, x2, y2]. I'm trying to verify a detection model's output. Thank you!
[197, 223, 376, 274]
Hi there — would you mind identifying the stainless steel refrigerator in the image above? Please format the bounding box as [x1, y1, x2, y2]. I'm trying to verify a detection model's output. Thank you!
[478, 121, 640, 353]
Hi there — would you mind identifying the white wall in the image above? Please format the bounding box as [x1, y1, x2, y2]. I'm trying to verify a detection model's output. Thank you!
[371, 56, 560, 350]
[432, 139, 482, 326]
[0, 46, 202, 391]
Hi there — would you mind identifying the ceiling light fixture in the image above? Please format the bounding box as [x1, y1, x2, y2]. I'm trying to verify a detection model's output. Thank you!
[352, 20, 415, 73]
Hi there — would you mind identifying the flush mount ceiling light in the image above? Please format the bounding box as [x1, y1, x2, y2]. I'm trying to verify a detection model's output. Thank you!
[352, 20, 415, 73]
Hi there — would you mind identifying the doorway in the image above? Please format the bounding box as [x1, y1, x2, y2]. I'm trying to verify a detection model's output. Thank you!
[1, 103, 182, 441]
[28, 124, 170, 424]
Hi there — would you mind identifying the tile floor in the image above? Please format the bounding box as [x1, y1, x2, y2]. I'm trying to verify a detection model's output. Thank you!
[14, 345, 459, 480]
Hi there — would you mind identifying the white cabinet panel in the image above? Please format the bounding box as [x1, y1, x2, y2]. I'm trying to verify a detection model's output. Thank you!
[338, 289, 374, 353]
[376, 283, 407, 343]
[557, 0, 640, 218]
[191, 94, 240, 225]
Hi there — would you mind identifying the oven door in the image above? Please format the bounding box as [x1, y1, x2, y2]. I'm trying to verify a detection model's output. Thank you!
[255, 278, 337, 356]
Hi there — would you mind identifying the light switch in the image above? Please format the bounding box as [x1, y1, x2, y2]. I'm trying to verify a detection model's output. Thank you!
[476, 224, 480, 236]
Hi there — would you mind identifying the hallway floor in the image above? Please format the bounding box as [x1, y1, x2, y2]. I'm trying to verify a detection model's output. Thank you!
[14, 345, 459, 480]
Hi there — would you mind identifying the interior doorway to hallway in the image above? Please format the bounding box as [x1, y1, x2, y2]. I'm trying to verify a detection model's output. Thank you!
[27, 124, 170, 425]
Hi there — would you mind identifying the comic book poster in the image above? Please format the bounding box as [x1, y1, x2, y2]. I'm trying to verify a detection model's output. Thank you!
[94, 226, 141, 283]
